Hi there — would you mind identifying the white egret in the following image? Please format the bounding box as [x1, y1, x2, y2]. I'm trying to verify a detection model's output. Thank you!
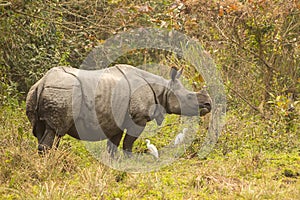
[174, 128, 188, 146]
[145, 139, 159, 159]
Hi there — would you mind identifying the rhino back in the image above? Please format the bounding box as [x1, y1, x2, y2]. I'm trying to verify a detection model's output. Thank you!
[27, 64, 168, 140]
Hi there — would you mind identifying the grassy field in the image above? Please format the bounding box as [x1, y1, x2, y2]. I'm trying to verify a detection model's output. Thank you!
[0, 103, 299, 200]
[1, 0, 299, 199]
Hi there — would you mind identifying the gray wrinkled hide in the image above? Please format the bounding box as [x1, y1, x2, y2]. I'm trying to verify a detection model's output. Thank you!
[26, 64, 212, 154]
[26, 64, 166, 141]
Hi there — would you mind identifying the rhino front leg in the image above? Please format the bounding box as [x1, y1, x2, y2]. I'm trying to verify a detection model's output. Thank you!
[123, 118, 146, 157]
[38, 124, 56, 154]
[123, 134, 138, 157]
[107, 133, 123, 158]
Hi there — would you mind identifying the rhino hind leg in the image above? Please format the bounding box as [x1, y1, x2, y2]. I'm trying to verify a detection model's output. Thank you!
[33, 120, 46, 141]
[107, 132, 123, 158]
[38, 124, 56, 154]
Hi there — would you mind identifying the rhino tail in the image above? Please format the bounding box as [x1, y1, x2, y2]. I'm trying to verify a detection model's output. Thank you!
[26, 68, 55, 137]
[25, 84, 40, 137]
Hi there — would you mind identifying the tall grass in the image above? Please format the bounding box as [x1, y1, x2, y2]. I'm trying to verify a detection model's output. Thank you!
[0, 102, 299, 199]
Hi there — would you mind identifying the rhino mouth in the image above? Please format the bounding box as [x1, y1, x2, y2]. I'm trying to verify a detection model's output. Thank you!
[199, 103, 211, 116]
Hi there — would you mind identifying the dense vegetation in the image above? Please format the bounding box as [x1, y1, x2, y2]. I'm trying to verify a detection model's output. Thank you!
[0, 0, 299, 199]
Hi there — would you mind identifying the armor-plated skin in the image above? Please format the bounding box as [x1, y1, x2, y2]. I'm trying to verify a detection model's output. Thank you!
[26, 64, 212, 156]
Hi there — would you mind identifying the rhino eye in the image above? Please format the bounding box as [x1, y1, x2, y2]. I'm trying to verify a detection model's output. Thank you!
[187, 93, 194, 100]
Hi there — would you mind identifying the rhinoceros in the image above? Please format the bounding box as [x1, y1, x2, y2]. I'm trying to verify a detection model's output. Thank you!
[26, 64, 212, 156]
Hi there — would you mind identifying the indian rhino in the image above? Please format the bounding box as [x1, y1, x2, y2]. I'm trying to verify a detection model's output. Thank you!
[26, 64, 212, 156]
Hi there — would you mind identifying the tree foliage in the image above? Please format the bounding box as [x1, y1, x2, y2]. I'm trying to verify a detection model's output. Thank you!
[0, 0, 299, 118]
[0, 1, 299, 198]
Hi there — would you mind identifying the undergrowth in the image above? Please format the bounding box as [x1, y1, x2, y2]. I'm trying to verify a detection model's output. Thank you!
[0, 102, 299, 199]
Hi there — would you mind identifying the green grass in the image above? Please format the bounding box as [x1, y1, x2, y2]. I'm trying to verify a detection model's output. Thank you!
[0, 103, 299, 199]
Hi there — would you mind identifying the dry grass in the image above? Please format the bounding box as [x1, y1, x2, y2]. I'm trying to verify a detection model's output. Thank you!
[0, 104, 299, 200]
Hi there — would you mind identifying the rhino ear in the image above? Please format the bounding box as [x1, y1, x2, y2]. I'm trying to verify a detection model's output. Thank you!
[170, 66, 178, 81]
[176, 68, 183, 79]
